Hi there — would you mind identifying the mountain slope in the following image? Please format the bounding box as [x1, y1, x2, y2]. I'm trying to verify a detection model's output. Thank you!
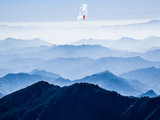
[121, 97, 160, 120]
[0, 69, 137, 96]
[35, 44, 128, 59]
[0, 81, 61, 120]
[0, 71, 69, 95]
[0, 38, 50, 51]
[0, 69, 140, 96]
[0, 73, 53, 94]
[31, 69, 60, 79]
[138, 90, 158, 98]
[74, 70, 138, 96]
[141, 49, 160, 61]
[1, 82, 160, 120]
[41, 56, 160, 79]
[95, 56, 160, 75]
[121, 67, 160, 92]
[74, 36, 160, 52]
[0, 82, 135, 120]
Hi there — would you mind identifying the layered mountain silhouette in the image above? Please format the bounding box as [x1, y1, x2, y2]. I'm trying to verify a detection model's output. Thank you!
[0, 18, 160, 120]
[94, 56, 160, 75]
[141, 49, 160, 61]
[0, 39, 160, 79]
[74, 70, 137, 96]
[31, 69, 60, 79]
[6, 58, 45, 72]
[121, 67, 160, 92]
[5, 56, 160, 80]
[33, 44, 128, 59]
[2, 39, 160, 62]
[0, 81, 160, 120]
[138, 90, 158, 98]
[0, 69, 140, 96]
[74, 36, 160, 52]
[0, 73, 53, 94]
[105, 19, 160, 28]
[0, 71, 68, 95]
[0, 38, 50, 51]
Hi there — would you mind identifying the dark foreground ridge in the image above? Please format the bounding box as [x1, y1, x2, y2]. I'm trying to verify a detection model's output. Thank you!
[0, 81, 160, 120]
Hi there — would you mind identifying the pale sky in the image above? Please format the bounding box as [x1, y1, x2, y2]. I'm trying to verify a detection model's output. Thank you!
[0, 0, 160, 22]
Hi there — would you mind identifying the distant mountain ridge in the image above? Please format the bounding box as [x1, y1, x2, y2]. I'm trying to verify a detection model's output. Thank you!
[121, 67, 160, 92]
[0, 69, 145, 96]
[30, 56, 160, 79]
[31, 69, 60, 79]
[74, 36, 160, 52]
[0, 44, 130, 63]
[141, 49, 160, 61]
[34, 44, 129, 59]
[74, 70, 138, 96]
[2, 56, 160, 80]
[0, 71, 64, 95]
[0, 38, 50, 51]
[0, 40, 160, 78]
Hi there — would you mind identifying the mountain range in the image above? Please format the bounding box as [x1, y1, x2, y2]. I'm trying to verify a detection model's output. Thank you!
[0, 37, 160, 96]
[1, 37, 160, 62]
[0, 81, 160, 120]
[0, 18, 160, 120]
[0, 69, 142, 96]
[2, 56, 160, 80]
[0, 38, 50, 51]
[141, 49, 160, 61]
[31, 69, 60, 79]
[121, 67, 160, 92]
[74, 70, 137, 96]
[105, 19, 160, 28]
[0, 42, 130, 63]
[0, 70, 66, 95]
[74, 36, 160, 52]
[32, 44, 129, 59]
